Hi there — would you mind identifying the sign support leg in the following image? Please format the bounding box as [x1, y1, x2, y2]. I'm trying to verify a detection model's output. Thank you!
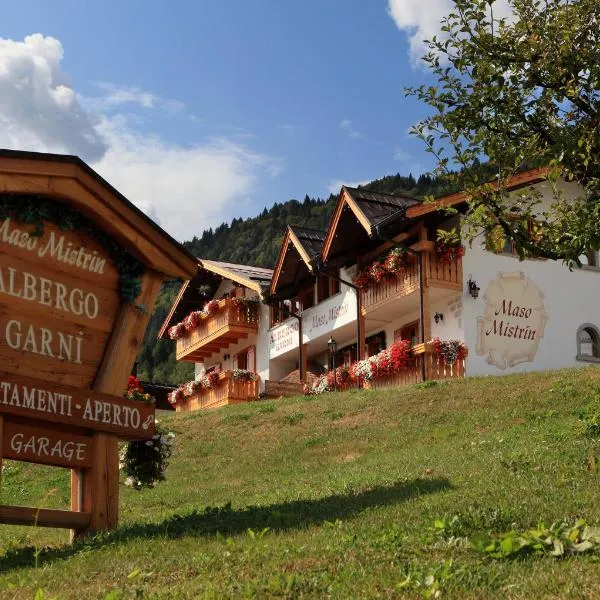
[71, 433, 119, 540]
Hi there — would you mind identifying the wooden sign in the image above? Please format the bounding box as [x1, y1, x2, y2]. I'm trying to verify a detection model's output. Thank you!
[0, 370, 155, 439]
[0, 150, 197, 542]
[3, 420, 92, 469]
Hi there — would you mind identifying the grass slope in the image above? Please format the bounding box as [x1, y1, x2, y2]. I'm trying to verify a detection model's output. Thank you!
[2, 367, 600, 598]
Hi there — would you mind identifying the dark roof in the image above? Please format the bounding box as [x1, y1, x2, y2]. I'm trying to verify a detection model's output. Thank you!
[289, 226, 326, 261]
[0, 149, 197, 265]
[140, 381, 176, 411]
[343, 186, 421, 228]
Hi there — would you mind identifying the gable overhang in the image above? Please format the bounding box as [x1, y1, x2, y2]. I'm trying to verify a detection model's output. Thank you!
[320, 186, 378, 265]
[0, 149, 197, 279]
[200, 260, 265, 296]
[269, 226, 316, 298]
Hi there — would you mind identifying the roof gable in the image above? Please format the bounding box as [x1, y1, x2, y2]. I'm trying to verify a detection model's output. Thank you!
[321, 186, 420, 263]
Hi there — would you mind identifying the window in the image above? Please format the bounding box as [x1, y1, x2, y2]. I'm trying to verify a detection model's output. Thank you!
[579, 251, 598, 269]
[577, 324, 600, 362]
[316, 270, 340, 303]
[485, 220, 542, 258]
[395, 321, 420, 346]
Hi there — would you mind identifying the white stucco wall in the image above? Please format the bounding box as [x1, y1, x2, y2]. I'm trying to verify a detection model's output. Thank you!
[462, 242, 600, 376]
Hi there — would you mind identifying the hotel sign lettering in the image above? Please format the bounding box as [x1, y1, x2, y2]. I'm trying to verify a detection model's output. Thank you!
[269, 320, 299, 356]
[3, 420, 92, 469]
[0, 371, 154, 439]
[476, 271, 549, 369]
[0, 218, 120, 389]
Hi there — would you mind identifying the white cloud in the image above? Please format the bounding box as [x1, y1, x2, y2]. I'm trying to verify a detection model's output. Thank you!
[0, 33, 282, 241]
[94, 118, 279, 239]
[327, 178, 371, 195]
[387, 0, 512, 64]
[83, 82, 185, 114]
[0, 34, 107, 161]
[340, 119, 364, 140]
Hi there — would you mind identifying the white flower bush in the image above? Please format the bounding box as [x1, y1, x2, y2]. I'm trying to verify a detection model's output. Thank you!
[120, 420, 175, 489]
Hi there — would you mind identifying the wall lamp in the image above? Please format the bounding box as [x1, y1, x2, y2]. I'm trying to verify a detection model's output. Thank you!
[434, 312, 444, 324]
[467, 276, 480, 299]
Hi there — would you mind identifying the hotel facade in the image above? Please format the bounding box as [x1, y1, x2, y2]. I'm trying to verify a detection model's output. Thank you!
[161, 169, 600, 410]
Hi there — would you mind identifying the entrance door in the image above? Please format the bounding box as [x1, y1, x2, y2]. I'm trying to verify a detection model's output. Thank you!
[395, 320, 420, 345]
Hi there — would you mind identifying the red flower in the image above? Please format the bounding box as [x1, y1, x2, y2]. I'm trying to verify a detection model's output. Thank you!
[205, 299, 219, 315]
[206, 371, 220, 388]
[390, 339, 412, 370]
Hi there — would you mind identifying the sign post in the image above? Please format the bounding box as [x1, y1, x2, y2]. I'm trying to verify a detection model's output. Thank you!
[0, 150, 197, 540]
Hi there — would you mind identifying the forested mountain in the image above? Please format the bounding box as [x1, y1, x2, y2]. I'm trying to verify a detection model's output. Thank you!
[136, 171, 457, 383]
[182, 172, 457, 268]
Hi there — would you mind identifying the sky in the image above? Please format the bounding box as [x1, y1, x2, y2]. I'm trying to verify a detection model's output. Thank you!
[0, 0, 511, 241]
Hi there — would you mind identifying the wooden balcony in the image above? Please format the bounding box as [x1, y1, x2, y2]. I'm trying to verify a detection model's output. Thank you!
[176, 299, 259, 362]
[174, 371, 259, 412]
[364, 343, 466, 390]
[361, 251, 462, 315]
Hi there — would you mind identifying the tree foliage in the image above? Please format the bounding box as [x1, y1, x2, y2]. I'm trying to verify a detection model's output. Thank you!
[406, 0, 600, 262]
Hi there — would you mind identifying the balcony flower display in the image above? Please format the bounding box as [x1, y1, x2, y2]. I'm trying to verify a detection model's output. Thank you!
[435, 241, 465, 263]
[168, 296, 260, 340]
[205, 299, 219, 315]
[168, 322, 186, 340]
[353, 247, 413, 290]
[232, 368, 258, 382]
[310, 339, 414, 394]
[430, 338, 468, 365]
[168, 371, 222, 406]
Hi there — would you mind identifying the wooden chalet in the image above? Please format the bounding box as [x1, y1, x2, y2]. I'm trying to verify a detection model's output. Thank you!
[160, 259, 273, 411]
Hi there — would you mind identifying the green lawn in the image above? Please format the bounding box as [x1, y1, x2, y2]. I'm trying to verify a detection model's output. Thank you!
[2, 366, 600, 598]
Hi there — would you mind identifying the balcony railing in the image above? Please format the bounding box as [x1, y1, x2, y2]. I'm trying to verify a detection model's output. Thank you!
[174, 371, 259, 412]
[364, 342, 466, 390]
[176, 299, 259, 361]
[361, 251, 462, 314]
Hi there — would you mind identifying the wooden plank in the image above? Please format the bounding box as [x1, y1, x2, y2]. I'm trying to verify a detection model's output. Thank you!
[73, 269, 163, 539]
[2, 419, 92, 469]
[0, 370, 155, 439]
[0, 249, 119, 332]
[0, 308, 111, 388]
[0, 504, 91, 529]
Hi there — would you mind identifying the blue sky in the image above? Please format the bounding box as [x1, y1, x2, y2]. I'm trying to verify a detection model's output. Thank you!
[0, 1, 485, 240]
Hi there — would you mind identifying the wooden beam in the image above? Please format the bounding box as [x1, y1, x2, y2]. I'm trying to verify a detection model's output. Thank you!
[0, 505, 91, 530]
[359, 224, 421, 264]
[72, 268, 164, 540]
[406, 167, 550, 219]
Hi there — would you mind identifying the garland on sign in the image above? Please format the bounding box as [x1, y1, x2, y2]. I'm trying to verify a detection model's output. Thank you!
[307, 339, 413, 394]
[168, 297, 260, 340]
[430, 338, 468, 365]
[353, 247, 415, 289]
[120, 377, 175, 489]
[0, 195, 144, 302]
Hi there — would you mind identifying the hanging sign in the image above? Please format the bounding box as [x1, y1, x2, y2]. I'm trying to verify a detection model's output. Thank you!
[0, 370, 155, 439]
